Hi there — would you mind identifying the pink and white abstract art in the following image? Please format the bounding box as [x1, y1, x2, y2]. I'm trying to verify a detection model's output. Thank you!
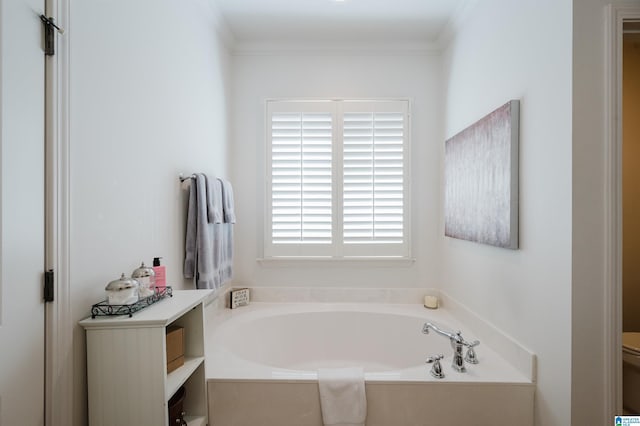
[444, 100, 520, 249]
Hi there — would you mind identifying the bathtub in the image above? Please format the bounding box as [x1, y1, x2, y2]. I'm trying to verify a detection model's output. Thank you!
[206, 302, 534, 426]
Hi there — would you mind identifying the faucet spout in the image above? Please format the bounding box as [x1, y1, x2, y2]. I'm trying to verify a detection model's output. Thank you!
[422, 322, 463, 342]
[421, 322, 479, 373]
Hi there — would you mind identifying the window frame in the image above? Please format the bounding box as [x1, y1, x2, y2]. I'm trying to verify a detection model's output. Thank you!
[263, 99, 411, 260]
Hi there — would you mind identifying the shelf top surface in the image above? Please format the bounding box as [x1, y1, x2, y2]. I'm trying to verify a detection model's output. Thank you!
[79, 289, 214, 328]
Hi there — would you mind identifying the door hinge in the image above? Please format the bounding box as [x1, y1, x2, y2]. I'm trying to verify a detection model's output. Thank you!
[39, 15, 64, 56]
[44, 269, 54, 302]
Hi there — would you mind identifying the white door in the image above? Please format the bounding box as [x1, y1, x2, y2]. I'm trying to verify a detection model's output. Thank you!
[0, 0, 46, 425]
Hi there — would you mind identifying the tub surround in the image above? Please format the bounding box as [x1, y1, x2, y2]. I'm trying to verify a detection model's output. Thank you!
[204, 288, 535, 426]
[439, 291, 537, 383]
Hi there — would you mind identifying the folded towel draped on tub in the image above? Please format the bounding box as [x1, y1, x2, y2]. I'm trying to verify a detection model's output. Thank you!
[317, 367, 367, 426]
[184, 173, 235, 290]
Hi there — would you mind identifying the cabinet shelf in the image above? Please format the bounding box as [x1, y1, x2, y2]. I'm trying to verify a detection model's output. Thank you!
[166, 356, 204, 400]
[184, 416, 207, 426]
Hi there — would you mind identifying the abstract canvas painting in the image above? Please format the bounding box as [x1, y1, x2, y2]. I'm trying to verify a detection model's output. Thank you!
[444, 100, 519, 249]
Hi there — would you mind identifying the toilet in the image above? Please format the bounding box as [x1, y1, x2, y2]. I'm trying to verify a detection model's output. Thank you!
[623, 332, 640, 413]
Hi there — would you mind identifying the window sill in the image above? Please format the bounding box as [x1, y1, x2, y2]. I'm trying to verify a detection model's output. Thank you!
[257, 257, 415, 268]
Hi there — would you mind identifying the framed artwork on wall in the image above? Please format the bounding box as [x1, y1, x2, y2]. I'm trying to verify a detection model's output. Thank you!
[444, 100, 520, 249]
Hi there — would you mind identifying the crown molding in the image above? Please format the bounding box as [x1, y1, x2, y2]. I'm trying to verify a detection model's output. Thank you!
[231, 40, 442, 57]
[435, 0, 479, 49]
[208, 0, 236, 50]
[213, 0, 476, 56]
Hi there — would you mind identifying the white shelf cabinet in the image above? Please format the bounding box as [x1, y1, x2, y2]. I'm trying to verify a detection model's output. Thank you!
[80, 289, 213, 426]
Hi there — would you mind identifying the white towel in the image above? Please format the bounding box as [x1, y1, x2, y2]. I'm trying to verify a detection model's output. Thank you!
[318, 367, 366, 426]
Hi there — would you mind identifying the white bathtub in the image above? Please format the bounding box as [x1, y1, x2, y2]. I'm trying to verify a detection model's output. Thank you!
[206, 302, 534, 426]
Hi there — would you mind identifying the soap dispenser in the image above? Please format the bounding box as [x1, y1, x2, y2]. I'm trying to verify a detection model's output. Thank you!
[153, 257, 166, 289]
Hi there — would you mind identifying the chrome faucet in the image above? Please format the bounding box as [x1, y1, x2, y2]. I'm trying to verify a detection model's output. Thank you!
[422, 322, 480, 373]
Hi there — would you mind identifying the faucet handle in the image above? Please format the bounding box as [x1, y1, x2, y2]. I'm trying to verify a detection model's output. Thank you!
[426, 354, 444, 362]
[463, 340, 480, 364]
[426, 354, 445, 379]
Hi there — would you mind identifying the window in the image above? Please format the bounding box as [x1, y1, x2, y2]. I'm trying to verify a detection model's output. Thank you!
[265, 100, 410, 258]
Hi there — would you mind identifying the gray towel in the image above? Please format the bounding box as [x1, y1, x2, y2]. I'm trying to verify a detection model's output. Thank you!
[210, 178, 224, 288]
[184, 174, 233, 289]
[218, 178, 235, 283]
[196, 173, 219, 288]
[206, 175, 223, 224]
[221, 223, 233, 283]
[184, 174, 215, 289]
[183, 176, 198, 279]
[219, 178, 236, 224]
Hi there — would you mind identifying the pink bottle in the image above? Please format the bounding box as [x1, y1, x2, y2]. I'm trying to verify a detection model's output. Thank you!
[153, 257, 166, 289]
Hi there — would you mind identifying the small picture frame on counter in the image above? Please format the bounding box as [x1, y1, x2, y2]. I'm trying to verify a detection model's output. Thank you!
[230, 288, 250, 309]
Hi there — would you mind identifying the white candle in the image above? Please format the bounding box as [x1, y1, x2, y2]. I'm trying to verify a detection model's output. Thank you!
[424, 295, 439, 309]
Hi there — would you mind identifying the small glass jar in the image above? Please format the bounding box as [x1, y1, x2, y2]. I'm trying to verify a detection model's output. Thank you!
[105, 273, 139, 305]
[132, 262, 156, 298]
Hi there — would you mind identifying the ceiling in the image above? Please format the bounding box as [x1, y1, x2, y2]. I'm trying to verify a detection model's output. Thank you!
[213, 0, 471, 47]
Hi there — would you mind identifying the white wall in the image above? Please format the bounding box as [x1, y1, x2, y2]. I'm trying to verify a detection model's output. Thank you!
[440, 1, 572, 425]
[68, 1, 231, 423]
[230, 51, 442, 288]
[571, 0, 614, 423]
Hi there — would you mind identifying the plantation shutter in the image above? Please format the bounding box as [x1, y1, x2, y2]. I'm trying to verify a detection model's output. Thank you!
[267, 102, 334, 256]
[343, 111, 405, 243]
[342, 101, 408, 257]
[266, 100, 409, 258]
